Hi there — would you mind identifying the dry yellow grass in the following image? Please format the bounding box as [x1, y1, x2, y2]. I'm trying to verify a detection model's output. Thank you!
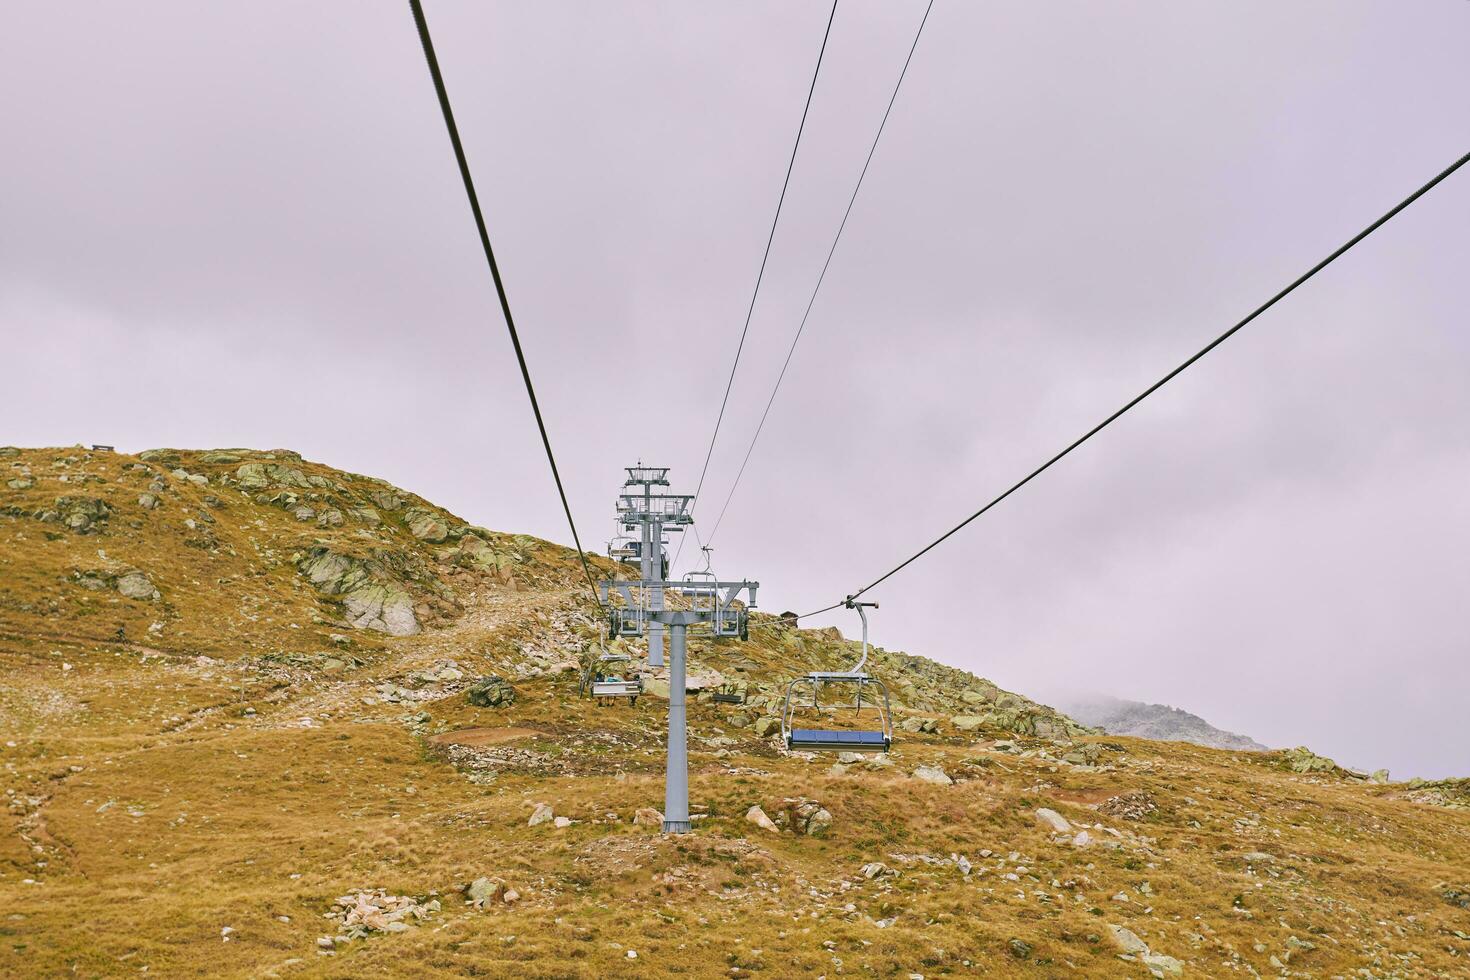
[3, 447, 1468, 978]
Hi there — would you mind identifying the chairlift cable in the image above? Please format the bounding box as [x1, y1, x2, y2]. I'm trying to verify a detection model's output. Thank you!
[407, 0, 604, 613]
[791, 149, 1470, 622]
[674, 0, 840, 572]
[706, 0, 936, 547]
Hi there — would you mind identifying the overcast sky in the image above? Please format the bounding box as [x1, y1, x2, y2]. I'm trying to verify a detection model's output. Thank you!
[3, 2, 1467, 778]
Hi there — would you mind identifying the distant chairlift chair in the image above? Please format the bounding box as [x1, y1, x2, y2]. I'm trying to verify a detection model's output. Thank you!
[588, 650, 642, 706]
[712, 683, 745, 706]
[780, 600, 892, 753]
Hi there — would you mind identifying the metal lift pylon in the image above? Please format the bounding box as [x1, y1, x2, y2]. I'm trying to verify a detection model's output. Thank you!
[610, 466, 691, 668]
[601, 466, 757, 834]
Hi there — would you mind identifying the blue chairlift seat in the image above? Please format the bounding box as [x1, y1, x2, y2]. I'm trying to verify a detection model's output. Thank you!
[787, 728, 890, 752]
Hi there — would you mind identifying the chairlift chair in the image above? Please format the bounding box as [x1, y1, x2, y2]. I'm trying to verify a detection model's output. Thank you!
[780, 600, 892, 753]
[712, 682, 745, 706]
[585, 646, 642, 705]
[677, 546, 719, 610]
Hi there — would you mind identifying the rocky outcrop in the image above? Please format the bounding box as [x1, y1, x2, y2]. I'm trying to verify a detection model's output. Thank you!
[235, 462, 318, 491]
[294, 547, 419, 636]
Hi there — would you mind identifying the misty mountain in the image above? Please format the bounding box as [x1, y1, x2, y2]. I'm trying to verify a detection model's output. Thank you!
[1066, 696, 1269, 752]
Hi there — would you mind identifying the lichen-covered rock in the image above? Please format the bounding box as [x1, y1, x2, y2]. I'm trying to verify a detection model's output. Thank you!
[198, 451, 242, 464]
[1283, 745, 1338, 774]
[342, 583, 418, 635]
[772, 798, 833, 836]
[466, 676, 516, 708]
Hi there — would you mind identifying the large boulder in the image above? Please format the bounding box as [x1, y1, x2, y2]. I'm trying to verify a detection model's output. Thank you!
[772, 798, 833, 836]
[1033, 808, 1072, 833]
[912, 765, 954, 786]
[466, 676, 516, 708]
[115, 570, 160, 601]
[745, 806, 779, 833]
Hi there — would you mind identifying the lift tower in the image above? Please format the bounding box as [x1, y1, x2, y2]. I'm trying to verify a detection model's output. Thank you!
[613, 466, 691, 668]
[602, 465, 757, 834]
[603, 575, 758, 833]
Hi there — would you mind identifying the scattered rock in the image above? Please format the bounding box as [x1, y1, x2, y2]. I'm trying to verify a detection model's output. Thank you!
[466, 877, 501, 907]
[912, 765, 953, 786]
[1060, 742, 1103, 766]
[1033, 808, 1071, 833]
[1008, 938, 1033, 960]
[528, 803, 554, 827]
[1108, 924, 1149, 955]
[745, 805, 779, 833]
[115, 570, 160, 601]
[752, 716, 781, 737]
[1143, 953, 1184, 977]
[633, 808, 663, 827]
[328, 889, 438, 941]
[1099, 791, 1157, 821]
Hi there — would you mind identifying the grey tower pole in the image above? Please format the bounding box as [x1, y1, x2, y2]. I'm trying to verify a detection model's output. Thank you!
[662, 615, 691, 833]
[644, 479, 665, 668]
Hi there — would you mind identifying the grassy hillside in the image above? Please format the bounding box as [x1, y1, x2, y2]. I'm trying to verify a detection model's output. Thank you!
[3, 447, 1468, 978]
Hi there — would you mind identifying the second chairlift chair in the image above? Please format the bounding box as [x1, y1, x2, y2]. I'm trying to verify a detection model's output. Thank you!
[780, 599, 893, 753]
